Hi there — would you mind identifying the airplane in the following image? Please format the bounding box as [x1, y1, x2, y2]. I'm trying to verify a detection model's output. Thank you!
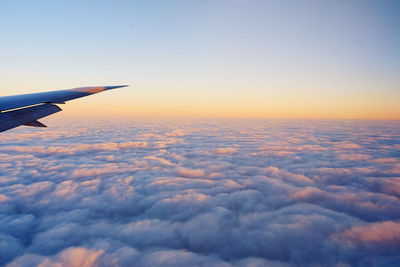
[0, 85, 127, 133]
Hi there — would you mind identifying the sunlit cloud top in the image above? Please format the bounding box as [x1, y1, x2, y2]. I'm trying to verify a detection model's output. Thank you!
[1, 0, 399, 119]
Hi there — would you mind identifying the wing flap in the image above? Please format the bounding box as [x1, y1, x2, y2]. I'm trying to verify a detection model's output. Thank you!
[0, 103, 62, 132]
[23, 120, 47, 128]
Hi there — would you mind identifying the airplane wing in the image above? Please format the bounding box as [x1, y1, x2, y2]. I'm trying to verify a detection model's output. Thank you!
[0, 85, 127, 133]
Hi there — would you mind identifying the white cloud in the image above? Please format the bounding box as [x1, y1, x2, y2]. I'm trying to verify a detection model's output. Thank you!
[1, 119, 400, 266]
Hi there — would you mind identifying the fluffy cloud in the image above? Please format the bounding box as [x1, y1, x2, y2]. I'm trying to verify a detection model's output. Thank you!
[8, 247, 104, 267]
[213, 147, 238, 155]
[175, 167, 205, 178]
[2, 141, 148, 156]
[1, 118, 400, 266]
[334, 220, 400, 244]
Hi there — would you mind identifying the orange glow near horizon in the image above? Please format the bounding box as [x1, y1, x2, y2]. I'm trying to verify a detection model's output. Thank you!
[59, 90, 400, 120]
[46, 82, 399, 120]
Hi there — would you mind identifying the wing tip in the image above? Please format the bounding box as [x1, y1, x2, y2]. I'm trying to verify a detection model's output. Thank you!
[104, 85, 129, 90]
[70, 85, 129, 94]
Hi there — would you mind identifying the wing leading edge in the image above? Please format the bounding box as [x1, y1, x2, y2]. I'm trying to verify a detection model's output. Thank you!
[0, 85, 127, 133]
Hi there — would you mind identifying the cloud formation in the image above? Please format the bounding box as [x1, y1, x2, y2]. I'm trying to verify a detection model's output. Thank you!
[1, 119, 400, 266]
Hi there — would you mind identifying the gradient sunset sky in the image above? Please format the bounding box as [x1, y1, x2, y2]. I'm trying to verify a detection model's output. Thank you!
[1, 0, 399, 119]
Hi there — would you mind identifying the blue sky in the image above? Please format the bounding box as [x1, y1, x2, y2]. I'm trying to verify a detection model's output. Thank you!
[1, 0, 399, 118]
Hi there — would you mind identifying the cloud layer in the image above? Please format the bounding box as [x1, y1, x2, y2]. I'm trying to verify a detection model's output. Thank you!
[1, 118, 400, 266]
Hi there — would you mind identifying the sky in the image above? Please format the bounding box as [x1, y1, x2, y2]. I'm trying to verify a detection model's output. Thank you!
[0, 0, 399, 119]
[1, 118, 400, 266]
